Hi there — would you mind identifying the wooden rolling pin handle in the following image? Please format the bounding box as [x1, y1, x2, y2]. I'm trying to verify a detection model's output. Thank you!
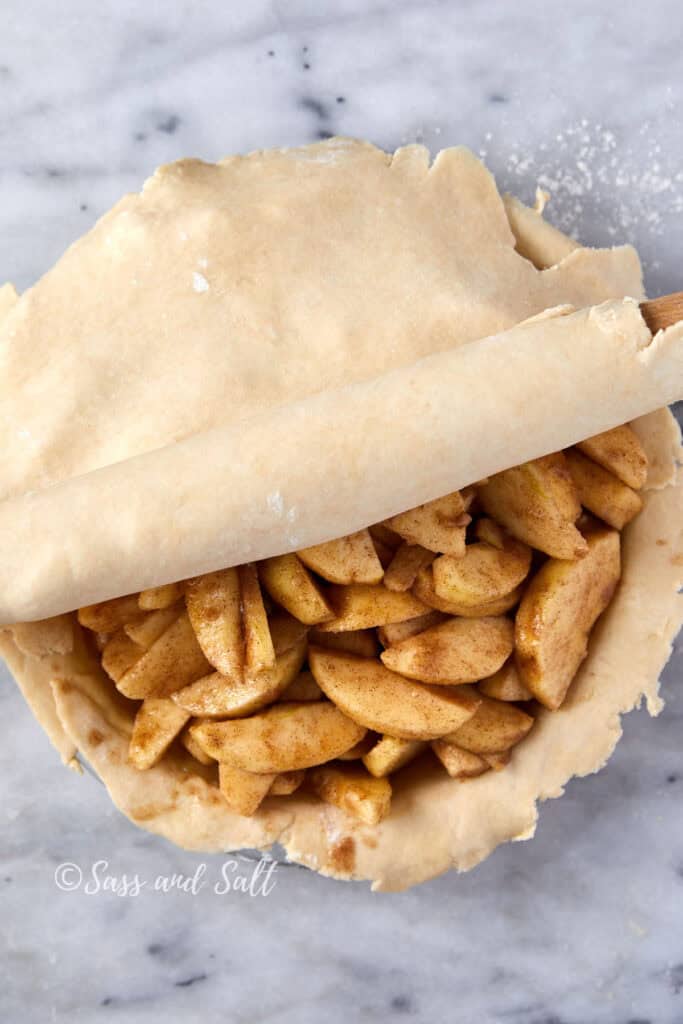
[640, 291, 683, 334]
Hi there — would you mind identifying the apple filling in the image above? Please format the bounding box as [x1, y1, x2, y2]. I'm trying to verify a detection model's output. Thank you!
[77, 422, 648, 825]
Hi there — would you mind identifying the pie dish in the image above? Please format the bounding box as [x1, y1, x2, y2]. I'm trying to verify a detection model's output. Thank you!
[1, 138, 682, 890]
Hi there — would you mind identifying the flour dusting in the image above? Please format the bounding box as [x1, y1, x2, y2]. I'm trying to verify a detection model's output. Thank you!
[192, 271, 209, 293]
[479, 120, 683, 278]
[266, 490, 284, 517]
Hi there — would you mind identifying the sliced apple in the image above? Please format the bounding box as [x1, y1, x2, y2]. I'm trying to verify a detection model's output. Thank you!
[308, 764, 392, 825]
[378, 610, 448, 648]
[362, 736, 425, 778]
[308, 647, 480, 740]
[298, 529, 384, 584]
[383, 543, 436, 592]
[478, 453, 587, 559]
[478, 660, 533, 702]
[78, 594, 143, 633]
[185, 567, 244, 680]
[565, 449, 643, 530]
[473, 517, 506, 549]
[431, 741, 489, 778]
[269, 770, 306, 796]
[380, 617, 514, 685]
[138, 582, 183, 610]
[432, 537, 531, 608]
[258, 554, 334, 625]
[515, 524, 621, 709]
[180, 725, 215, 766]
[190, 701, 366, 772]
[413, 566, 522, 618]
[172, 635, 307, 717]
[484, 750, 511, 771]
[128, 698, 190, 770]
[576, 424, 648, 490]
[218, 763, 276, 816]
[386, 491, 470, 556]
[443, 695, 534, 753]
[124, 606, 181, 648]
[315, 583, 429, 632]
[239, 564, 276, 675]
[101, 630, 143, 682]
[117, 612, 211, 699]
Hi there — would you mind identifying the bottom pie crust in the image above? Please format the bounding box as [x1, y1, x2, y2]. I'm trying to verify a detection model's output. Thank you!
[2, 407, 681, 891]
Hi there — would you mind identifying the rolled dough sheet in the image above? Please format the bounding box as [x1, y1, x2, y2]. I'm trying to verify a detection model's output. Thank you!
[0, 139, 678, 622]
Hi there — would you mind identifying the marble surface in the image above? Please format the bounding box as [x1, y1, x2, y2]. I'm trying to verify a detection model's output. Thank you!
[2, 2, 683, 1022]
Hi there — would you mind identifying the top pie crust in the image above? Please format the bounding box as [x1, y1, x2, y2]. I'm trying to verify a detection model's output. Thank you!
[1, 140, 682, 889]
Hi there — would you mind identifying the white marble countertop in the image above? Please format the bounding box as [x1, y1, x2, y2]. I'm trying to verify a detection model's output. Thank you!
[2, 3, 683, 1021]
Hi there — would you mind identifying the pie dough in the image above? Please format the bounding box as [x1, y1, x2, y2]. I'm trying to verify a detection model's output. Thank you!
[1, 139, 681, 889]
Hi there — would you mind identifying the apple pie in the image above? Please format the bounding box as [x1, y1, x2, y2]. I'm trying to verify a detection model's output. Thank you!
[0, 139, 681, 890]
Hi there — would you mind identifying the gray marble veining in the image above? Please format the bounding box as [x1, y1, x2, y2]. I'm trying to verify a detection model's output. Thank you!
[1, 2, 683, 1022]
